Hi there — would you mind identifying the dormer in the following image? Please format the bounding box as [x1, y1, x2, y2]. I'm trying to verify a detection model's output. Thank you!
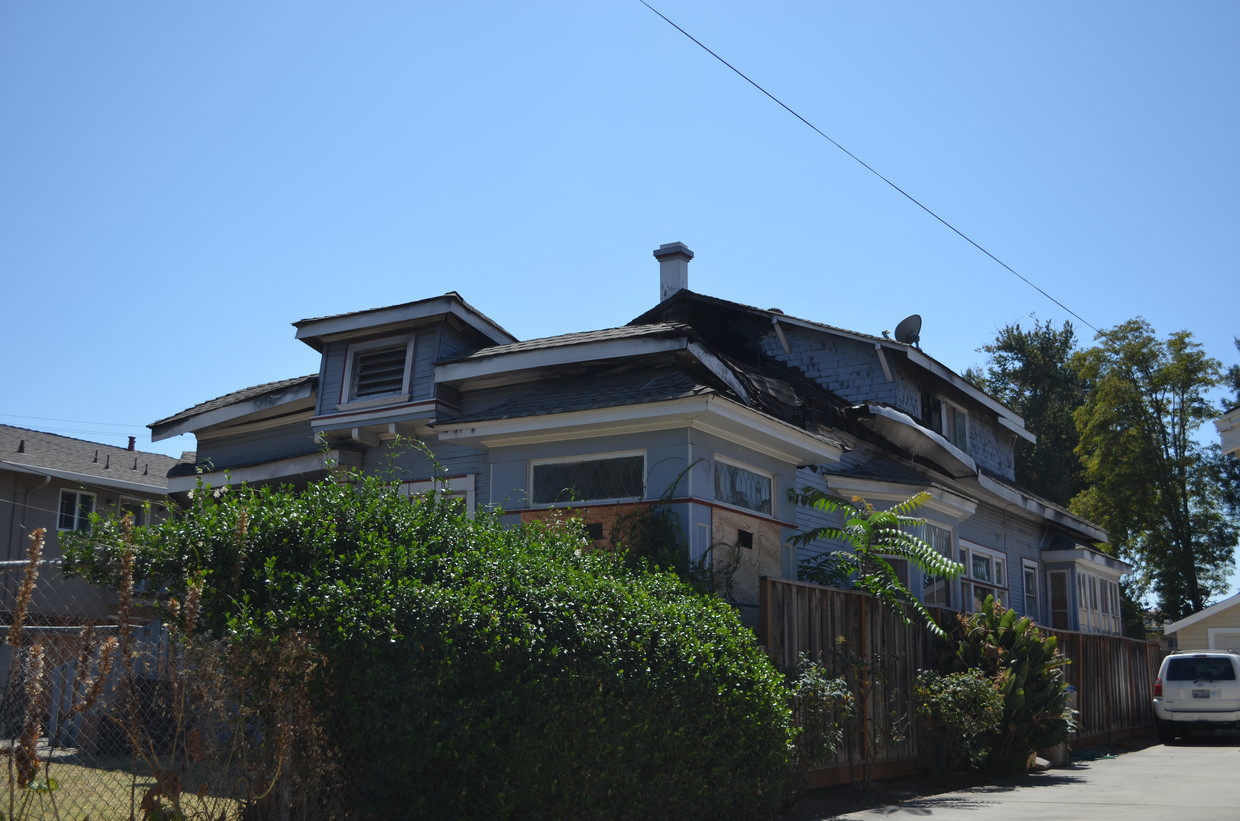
[294, 292, 516, 441]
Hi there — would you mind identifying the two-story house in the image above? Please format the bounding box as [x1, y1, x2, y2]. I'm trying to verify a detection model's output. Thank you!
[150, 243, 1127, 633]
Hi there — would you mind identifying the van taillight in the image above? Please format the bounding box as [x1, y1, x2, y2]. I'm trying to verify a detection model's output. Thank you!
[1154, 678, 1163, 697]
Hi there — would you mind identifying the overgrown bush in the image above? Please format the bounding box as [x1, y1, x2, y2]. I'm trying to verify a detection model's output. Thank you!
[785, 654, 853, 795]
[67, 472, 793, 820]
[913, 669, 1003, 780]
[937, 596, 1071, 777]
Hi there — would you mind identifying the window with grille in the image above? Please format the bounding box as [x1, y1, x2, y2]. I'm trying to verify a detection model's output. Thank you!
[531, 454, 644, 504]
[714, 459, 772, 515]
[59, 489, 95, 531]
[920, 522, 955, 607]
[960, 540, 1006, 611]
[342, 337, 414, 403]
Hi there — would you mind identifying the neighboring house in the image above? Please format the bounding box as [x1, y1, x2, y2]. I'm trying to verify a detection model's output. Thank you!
[1161, 592, 1240, 652]
[149, 242, 1127, 633]
[0, 425, 186, 624]
[1216, 405, 1240, 459]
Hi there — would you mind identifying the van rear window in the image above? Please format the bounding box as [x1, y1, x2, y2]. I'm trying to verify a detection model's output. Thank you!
[1165, 658, 1237, 681]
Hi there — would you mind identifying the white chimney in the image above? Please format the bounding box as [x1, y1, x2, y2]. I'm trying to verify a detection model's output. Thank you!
[654, 242, 694, 302]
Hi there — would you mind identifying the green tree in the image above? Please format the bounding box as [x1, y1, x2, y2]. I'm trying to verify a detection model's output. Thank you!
[787, 490, 963, 637]
[1071, 318, 1237, 619]
[970, 319, 1085, 506]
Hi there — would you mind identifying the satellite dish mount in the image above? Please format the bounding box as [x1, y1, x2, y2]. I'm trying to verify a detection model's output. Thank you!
[894, 314, 922, 347]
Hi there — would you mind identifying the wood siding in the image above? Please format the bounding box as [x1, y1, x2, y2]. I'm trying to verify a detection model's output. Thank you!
[760, 578, 1158, 786]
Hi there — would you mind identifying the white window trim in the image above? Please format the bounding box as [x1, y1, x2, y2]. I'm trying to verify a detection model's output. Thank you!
[338, 336, 415, 409]
[58, 489, 96, 532]
[919, 520, 958, 609]
[400, 475, 476, 516]
[940, 399, 969, 450]
[1022, 559, 1040, 621]
[713, 455, 774, 516]
[959, 539, 1007, 610]
[528, 450, 646, 506]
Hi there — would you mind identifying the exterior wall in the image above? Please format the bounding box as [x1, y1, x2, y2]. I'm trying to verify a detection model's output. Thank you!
[957, 505, 1043, 617]
[962, 412, 1016, 480]
[1, 470, 164, 622]
[197, 421, 320, 472]
[759, 327, 900, 407]
[315, 324, 446, 416]
[363, 439, 489, 510]
[1172, 608, 1240, 652]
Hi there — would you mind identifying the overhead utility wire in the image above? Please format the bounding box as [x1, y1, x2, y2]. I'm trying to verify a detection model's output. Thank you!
[638, 1, 1101, 336]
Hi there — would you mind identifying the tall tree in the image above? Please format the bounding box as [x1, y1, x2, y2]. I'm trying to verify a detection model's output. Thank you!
[971, 319, 1085, 506]
[1070, 319, 1237, 619]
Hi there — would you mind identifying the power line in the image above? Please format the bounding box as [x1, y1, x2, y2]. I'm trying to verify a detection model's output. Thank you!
[638, 1, 1101, 336]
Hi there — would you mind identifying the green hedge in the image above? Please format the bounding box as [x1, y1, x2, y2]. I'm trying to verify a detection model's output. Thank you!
[66, 474, 792, 820]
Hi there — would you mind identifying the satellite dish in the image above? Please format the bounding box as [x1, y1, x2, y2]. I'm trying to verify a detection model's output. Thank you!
[894, 314, 922, 346]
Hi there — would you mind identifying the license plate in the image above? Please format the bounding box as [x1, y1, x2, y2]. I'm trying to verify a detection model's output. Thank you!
[1192, 689, 1212, 699]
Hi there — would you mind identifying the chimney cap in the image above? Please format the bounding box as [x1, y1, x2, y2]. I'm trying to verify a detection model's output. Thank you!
[653, 242, 694, 261]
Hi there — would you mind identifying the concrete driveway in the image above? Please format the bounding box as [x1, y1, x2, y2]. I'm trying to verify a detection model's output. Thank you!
[832, 732, 1240, 821]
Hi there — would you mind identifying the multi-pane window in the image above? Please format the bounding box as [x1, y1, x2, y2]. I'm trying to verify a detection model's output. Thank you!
[1078, 571, 1121, 634]
[531, 454, 644, 504]
[58, 490, 95, 531]
[960, 541, 1006, 611]
[1022, 561, 1040, 622]
[920, 523, 955, 608]
[714, 459, 772, 515]
[343, 337, 414, 403]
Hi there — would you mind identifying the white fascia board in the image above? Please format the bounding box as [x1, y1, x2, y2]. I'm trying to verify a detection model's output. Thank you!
[167, 449, 362, 493]
[1040, 547, 1131, 578]
[295, 298, 516, 348]
[903, 347, 1029, 431]
[1163, 591, 1240, 635]
[435, 336, 693, 385]
[434, 395, 844, 466]
[824, 474, 978, 520]
[997, 414, 1037, 444]
[0, 460, 170, 496]
[153, 386, 316, 441]
[975, 473, 1108, 543]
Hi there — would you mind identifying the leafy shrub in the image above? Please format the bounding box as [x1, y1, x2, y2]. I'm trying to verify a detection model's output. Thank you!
[913, 669, 1004, 780]
[786, 654, 854, 794]
[938, 596, 1071, 777]
[66, 473, 793, 820]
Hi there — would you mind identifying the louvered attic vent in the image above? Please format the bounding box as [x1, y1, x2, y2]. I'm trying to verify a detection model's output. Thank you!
[353, 346, 407, 398]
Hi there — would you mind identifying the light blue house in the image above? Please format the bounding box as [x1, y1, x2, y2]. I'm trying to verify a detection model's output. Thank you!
[150, 243, 1127, 633]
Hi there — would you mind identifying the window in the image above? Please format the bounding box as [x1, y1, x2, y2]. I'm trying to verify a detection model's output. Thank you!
[58, 490, 95, 531]
[960, 541, 1006, 611]
[714, 459, 772, 515]
[922, 393, 969, 451]
[531, 454, 644, 505]
[119, 497, 150, 527]
[920, 522, 955, 608]
[1049, 571, 1070, 630]
[1022, 560, 1040, 622]
[341, 337, 414, 404]
[400, 475, 476, 515]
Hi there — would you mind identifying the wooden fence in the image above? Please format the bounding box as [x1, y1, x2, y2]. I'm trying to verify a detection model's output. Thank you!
[759, 577, 1160, 786]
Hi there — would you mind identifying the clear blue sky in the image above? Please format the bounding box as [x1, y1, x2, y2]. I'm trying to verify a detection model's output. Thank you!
[3, 2, 1238, 582]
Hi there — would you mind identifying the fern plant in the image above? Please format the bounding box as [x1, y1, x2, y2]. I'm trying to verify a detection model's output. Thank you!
[788, 490, 963, 637]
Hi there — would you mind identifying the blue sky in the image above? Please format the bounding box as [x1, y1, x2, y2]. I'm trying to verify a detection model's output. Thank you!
[3, 2, 1238, 583]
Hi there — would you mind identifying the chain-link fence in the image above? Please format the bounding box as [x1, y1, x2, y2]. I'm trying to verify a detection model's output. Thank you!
[1, 530, 350, 821]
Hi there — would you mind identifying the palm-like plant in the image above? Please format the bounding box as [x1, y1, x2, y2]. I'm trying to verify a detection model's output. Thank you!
[788, 489, 963, 637]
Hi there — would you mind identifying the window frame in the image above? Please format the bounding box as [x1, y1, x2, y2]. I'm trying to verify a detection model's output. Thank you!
[959, 540, 1007, 611]
[400, 475, 477, 516]
[1022, 559, 1040, 622]
[712, 456, 774, 516]
[339, 335, 415, 407]
[919, 521, 957, 609]
[529, 451, 646, 506]
[58, 489, 96, 532]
